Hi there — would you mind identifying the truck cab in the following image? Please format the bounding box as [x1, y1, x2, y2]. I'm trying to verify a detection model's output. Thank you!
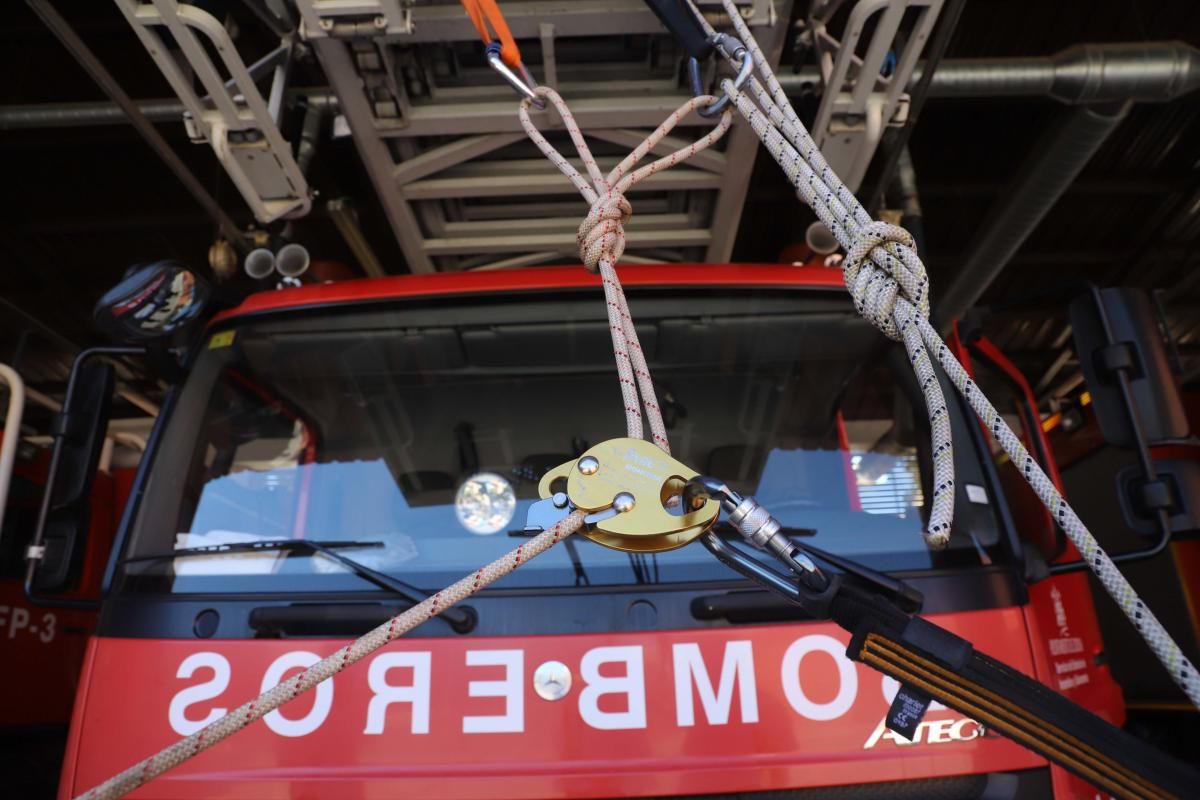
[0, 368, 142, 798]
[54, 264, 1122, 798]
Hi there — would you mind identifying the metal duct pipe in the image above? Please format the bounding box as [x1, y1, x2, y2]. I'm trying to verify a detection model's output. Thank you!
[0, 100, 186, 129]
[777, 41, 1200, 104]
[805, 222, 839, 255]
[0, 92, 337, 131]
[912, 42, 1200, 103]
[2, 43, 1194, 131]
[244, 248, 276, 279]
[936, 103, 1131, 325]
[275, 243, 311, 278]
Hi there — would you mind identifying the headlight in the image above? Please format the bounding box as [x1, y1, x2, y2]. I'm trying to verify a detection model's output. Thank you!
[455, 472, 516, 535]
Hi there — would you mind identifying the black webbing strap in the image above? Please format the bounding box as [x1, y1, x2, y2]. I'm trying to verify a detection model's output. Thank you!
[832, 589, 1196, 799]
[696, 522, 1195, 798]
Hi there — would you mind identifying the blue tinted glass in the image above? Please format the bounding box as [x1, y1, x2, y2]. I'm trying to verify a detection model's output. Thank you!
[124, 288, 1002, 594]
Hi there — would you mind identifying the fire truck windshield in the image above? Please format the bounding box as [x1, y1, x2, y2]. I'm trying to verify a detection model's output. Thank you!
[116, 286, 1006, 596]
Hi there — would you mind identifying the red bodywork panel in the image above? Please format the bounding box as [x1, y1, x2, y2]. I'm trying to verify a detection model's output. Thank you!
[64, 611, 1044, 799]
[211, 264, 846, 327]
[0, 446, 135, 727]
[61, 269, 1122, 797]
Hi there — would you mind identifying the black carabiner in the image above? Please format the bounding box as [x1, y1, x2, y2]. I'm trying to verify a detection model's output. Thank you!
[643, 0, 713, 60]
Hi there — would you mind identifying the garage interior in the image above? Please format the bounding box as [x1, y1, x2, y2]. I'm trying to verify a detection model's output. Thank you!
[2, 1, 1200, 798]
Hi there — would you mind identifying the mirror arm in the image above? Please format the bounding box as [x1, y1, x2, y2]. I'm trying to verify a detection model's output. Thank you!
[146, 342, 187, 384]
[25, 346, 144, 609]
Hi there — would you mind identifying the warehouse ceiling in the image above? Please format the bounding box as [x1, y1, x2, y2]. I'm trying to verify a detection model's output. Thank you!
[2, 0, 1199, 415]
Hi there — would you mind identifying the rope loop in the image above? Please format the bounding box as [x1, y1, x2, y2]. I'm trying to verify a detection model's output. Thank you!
[842, 221, 924, 341]
[578, 191, 632, 272]
[520, 85, 732, 447]
[520, 85, 733, 273]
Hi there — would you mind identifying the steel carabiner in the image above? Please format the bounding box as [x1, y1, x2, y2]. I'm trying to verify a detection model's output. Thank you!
[692, 33, 754, 118]
[684, 475, 827, 589]
[485, 42, 547, 109]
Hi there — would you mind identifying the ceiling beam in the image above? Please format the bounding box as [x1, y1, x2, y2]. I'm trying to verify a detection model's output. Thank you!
[312, 37, 433, 272]
[442, 213, 692, 237]
[422, 227, 711, 256]
[705, 2, 792, 263]
[585, 129, 728, 174]
[394, 1, 664, 42]
[404, 168, 721, 200]
[381, 94, 699, 137]
[393, 133, 526, 186]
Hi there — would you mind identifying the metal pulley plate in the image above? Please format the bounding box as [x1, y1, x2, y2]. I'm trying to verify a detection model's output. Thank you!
[538, 438, 719, 553]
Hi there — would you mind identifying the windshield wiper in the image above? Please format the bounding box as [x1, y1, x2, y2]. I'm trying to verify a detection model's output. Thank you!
[121, 539, 384, 564]
[120, 539, 477, 633]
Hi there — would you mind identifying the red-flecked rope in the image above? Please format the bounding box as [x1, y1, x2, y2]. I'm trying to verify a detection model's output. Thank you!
[77, 83, 733, 800]
[518, 86, 732, 450]
[73, 512, 585, 800]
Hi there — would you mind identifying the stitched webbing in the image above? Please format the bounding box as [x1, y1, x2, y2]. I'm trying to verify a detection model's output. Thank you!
[858, 634, 1172, 800]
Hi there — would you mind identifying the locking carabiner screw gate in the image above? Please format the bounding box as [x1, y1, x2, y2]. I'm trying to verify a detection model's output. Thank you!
[692, 34, 754, 118]
[485, 42, 547, 109]
[684, 475, 827, 589]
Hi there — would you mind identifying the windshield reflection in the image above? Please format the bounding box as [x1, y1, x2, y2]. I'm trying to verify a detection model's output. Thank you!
[122, 288, 1001, 593]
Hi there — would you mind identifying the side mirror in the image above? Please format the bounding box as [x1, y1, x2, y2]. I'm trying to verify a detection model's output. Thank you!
[1069, 286, 1187, 447]
[93, 261, 211, 343]
[1047, 285, 1191, 571]
[26, 349, 128, 601]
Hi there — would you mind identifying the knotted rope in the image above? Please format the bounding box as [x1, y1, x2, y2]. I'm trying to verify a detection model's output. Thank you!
[843, 221, 928, 340]
[698, 0, 1198, 708]
[519, 86, 733, 450]
[76, 82, 733, 800]
[72, 11, 1199, 795]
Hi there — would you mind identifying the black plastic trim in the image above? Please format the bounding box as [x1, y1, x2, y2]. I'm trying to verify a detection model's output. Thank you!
[98, 566, 1022, 639]
[100, 383, 180, 597]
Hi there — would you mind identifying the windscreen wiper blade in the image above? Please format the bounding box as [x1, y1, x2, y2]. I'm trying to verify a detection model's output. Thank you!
[121, 539, 477, 633]
[691, 587, 812, 623]
[120, 539, 384, 563]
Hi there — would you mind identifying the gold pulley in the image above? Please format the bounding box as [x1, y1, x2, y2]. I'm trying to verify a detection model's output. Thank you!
[532, 438, 719, 553]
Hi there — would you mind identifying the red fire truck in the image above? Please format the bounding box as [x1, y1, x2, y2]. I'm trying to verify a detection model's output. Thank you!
[0, 372, 139, 797]
[39, 264, 1131, 798]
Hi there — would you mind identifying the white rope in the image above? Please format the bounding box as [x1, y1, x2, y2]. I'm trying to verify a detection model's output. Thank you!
[519, 85, 733, 450]
[73, 13, 1200, 795]
[73, 512, 584, 800]
[75, 79, 732, 800]
[702, 0, 1200, 709]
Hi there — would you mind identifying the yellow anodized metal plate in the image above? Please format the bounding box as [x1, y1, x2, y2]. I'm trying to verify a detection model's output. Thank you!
[538, 437, 719, 553]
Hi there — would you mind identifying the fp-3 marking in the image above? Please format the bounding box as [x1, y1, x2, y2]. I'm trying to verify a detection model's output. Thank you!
[0, 605, 57, 643]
